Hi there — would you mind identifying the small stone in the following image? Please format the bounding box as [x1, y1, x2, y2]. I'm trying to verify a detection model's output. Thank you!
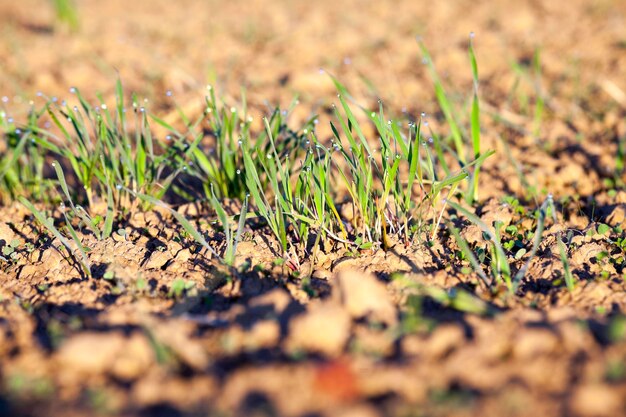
[56, 332, 125, 375]
[571, 384, 623, 416]
[425, 324, 465, 359]
[111, 333, 153, 381]
[513, 328, 559, 359]
[0, 223, 16, 245]
[286, 301, 351, 356]
[606, 204, 626, 228]
[144, 250, 172, 269]
[336, 269, 397, 326]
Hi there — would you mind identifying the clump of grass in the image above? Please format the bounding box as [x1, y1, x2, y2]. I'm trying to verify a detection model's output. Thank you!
[0, 39, 527, 280]
[30, 81, 192, 212]
[546, 195, 575, 291]
[448, 196, 552, 295]
[329, 76, 493, 247]
[18, 196, 91, 278]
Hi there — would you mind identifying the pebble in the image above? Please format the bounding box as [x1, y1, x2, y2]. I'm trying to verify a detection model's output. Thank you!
[286, 301, 351, 356]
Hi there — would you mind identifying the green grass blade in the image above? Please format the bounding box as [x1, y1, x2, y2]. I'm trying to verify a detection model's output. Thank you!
[19, 196, 91, 277]
[133, 191, 219, 259]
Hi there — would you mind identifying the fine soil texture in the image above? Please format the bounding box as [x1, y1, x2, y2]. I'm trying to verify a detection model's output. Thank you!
[1, 1, 626, 417]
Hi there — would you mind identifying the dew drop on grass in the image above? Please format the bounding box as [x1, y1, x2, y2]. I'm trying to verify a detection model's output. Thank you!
[206, 85, 212, 91]
[230, 107, 236, 113]
[236, 169, 241, 175]
[1, 96, 8, 103]
[70, 87, 77, 94]
[470, 31, 475, 39]
[423, 121, 429, 127]
[421, 112, 426, 118]
[428, 137, 434, 143]
[15, 129, 21, 135]
[139, 107, 145, 113]
[116, 184, 122, 190]
[314, 119, 319, 125]
[371, 112, 376, 118]
[7, 117, 13, 124]
[52, 97, 58, 102]
[421, 57, 429, 65]
[101, 104, 108, 110]
[36, 92, 43, 97]
[166, 90, 172, 97]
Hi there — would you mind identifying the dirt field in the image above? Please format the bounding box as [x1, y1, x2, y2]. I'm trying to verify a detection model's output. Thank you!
[1, 0, 626, 416]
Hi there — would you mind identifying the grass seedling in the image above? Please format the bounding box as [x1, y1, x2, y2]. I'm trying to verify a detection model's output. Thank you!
[449, 196, 553, 294]
[31, 82, 190, 212]
[210, 187, 248, 267]
[547, 195, 575, 291]
[531, 49, 545, 140]
[51, 160, 114, 240]
[52, 0, 79, 31]
[468, 33, 482, 203]
[0, 107, 49, 202]
[18, 197, 91, 277]
[448, 201, 512, 291]
[242, 118, 290, 255]
[134, 192, 219, 259]
[418, 39, 465, 164]
[418, 34, 491, 204]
